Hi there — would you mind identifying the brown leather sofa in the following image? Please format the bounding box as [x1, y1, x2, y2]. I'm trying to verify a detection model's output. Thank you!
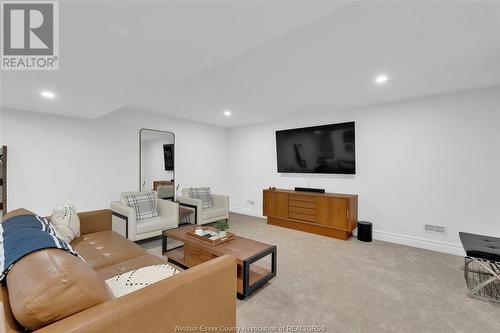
[0, 209, 237, 333]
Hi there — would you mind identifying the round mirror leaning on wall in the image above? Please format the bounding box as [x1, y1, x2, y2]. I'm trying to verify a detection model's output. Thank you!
[139, 129, 175, 200]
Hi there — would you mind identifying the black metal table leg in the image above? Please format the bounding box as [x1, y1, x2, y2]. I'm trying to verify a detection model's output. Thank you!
[162, 233, 185, 256]
[237, 246, 277, 300]
[162, 233, 167, 255]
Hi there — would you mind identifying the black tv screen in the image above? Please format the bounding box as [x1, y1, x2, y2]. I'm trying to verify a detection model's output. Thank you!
[276, 122, 355, 174]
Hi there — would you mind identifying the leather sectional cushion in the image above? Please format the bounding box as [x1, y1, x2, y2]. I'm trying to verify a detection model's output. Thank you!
[7, 249, 112, 331]
[0, 286, 23, 332]
[78, 209, 112, 235]
[96, 254, 169, 280]
[71, 230, 146, 270]
[1, 209, 35, 222]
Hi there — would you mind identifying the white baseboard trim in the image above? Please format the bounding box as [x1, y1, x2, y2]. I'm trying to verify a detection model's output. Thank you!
[230, 205, 263, 218]
[370, 230, 464, 256]
[229, 206, 464, 256]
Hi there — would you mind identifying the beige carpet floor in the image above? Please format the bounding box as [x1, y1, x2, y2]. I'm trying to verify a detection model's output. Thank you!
[142, 212, 500, 333]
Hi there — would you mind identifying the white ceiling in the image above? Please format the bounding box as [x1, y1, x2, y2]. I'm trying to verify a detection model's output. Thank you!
[2, 1, 500, 127]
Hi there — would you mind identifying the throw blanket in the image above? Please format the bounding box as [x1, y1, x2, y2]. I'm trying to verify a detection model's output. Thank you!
[0, 214, 79, 281]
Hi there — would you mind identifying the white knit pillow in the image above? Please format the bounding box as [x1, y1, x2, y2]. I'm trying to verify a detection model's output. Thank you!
[50, 201, 80, 243]
[105, 264, 179, 297]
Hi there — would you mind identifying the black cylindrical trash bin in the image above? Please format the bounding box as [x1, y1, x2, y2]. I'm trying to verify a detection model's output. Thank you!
[357, 221, 372, 242]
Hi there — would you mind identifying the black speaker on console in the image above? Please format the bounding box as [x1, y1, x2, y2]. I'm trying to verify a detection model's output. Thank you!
[294, 187, 325, 193]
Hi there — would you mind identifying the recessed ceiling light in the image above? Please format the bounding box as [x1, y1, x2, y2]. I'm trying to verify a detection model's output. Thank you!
[223, 110, 232, 117]
[41, 91, 56, 99]
[375, 75, 389, 84]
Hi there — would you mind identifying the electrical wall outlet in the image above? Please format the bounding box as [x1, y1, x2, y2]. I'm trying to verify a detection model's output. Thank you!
[247, 200, 255, 206]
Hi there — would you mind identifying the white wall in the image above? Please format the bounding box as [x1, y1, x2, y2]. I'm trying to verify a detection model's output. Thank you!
[2, 87, 499, 255]
[1, 107, 229, 215]
[141, 136, 175, 191]
[228, 87, 500, 255]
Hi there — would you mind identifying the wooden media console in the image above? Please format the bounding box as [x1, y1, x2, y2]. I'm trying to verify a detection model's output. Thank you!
[263, 189, 358, 240]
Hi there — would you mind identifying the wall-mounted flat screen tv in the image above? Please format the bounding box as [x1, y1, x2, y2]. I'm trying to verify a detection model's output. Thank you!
[276, 122, 355, 174]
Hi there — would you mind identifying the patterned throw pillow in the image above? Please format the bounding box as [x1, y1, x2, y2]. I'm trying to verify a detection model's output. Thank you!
[105, 264, 179, 297]
[50, 201, 81, 243]
[189, 187, 213, 209]
[123, 192, 159, 220]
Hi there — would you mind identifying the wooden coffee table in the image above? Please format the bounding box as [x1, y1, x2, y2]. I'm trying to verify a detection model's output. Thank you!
[162, 225, 277, 299]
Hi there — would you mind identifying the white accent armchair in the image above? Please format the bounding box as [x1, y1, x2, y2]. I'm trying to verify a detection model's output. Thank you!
[111, 191, 179, 241]
[178, 188, 229, 225]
